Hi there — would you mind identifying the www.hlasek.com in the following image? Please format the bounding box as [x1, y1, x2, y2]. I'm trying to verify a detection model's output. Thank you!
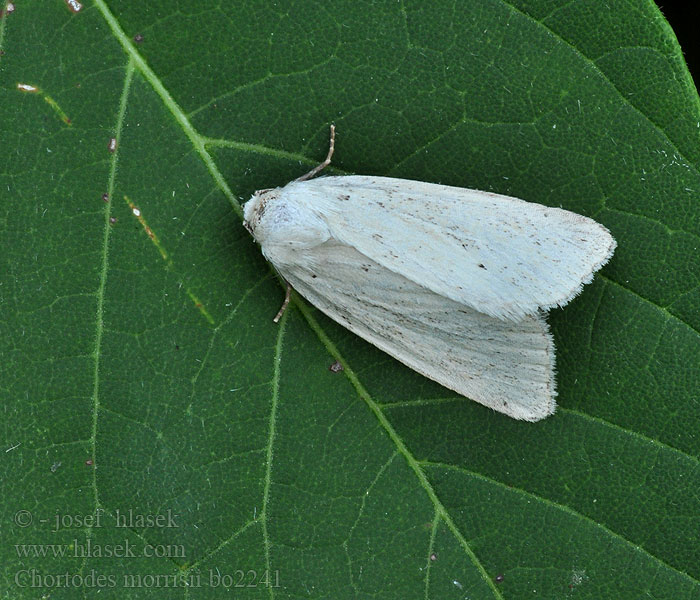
[15, 568, 281, 590]
[16, 538, 185, 559]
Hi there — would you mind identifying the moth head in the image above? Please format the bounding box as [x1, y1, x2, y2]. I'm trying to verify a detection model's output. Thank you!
[243, 183, 331, 254]
[243, 188, 278, 238]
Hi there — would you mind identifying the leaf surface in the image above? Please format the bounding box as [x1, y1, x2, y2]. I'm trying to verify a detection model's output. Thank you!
[1, 1, 699, 598]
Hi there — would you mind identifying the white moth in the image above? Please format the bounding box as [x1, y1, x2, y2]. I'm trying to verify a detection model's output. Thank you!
[243, 126, 616, 421]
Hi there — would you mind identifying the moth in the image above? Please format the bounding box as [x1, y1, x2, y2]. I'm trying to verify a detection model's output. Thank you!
[243, 126, 616, 421]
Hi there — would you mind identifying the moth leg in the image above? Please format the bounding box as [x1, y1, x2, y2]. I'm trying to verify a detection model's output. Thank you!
[273, 282, 292, 323]
[295, 124, 335, 182]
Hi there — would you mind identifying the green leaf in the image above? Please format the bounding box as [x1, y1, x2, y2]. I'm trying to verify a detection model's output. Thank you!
[1, 1, 699, 598]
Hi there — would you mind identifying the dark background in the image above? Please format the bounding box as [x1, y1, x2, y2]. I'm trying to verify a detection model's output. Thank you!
[658, 2, 699, 84]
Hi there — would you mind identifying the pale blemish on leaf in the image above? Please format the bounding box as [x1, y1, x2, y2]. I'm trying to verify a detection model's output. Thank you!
[64, 0, 82, 13]
[17, 83, 71, 125]
[125, 196, 215, 325]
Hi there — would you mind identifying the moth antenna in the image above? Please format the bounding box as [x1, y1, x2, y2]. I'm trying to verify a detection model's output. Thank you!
[295, 124, 335, 182]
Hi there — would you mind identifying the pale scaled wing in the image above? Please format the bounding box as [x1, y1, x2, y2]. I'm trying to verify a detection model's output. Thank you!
[281, 240, 556, 421]
[286, 176, 616, 321]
